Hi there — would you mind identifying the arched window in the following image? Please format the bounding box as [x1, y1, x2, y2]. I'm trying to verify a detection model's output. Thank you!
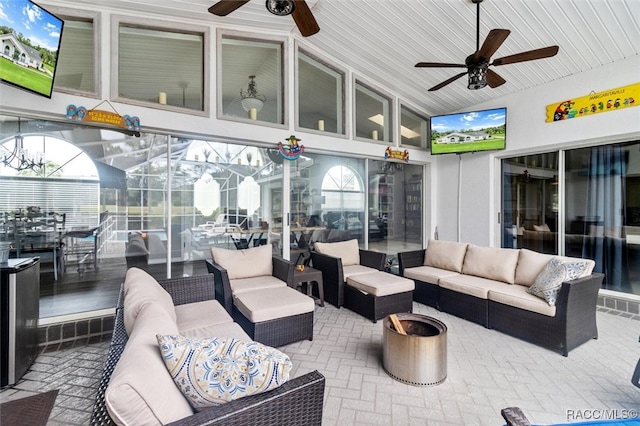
[0, 134, 99, 179]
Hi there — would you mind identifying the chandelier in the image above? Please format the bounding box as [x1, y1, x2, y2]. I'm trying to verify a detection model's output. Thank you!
[1, 118, 44, 172]
[240, 75, 266, 113]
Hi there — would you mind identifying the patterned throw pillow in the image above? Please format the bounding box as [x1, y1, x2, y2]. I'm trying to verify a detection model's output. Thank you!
[156, 335, 292, 409]
[527, 257, 591, 306]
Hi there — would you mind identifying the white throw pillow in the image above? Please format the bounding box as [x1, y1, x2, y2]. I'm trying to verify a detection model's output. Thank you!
[210, 244, 273, 280]
[527, 257, 593, 306]
[314, 239, 360, 266]
[533, 224, 551, 232]
[157, 335, 292, 409]
[423, 239, 468, 272]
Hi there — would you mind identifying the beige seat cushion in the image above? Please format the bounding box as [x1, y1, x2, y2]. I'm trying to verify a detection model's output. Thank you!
[346, 272, 414, 297]
[423, 239, 468, 272]
[210, 244, 273, 279]
[233, 286, 315, 323]
[343, 264, 379, 281]
[403, 265, 460, 285]
[488, 284, 556, 317]
[183, 322, 252, 340]
[175, 300, 233, 336]
[314, 239, 360, 266]
[123, 267, 176, 335]
[106, 302, 193, 426]
[439, 274, 508, 299]
[462, 245, 520, 284]
[514, 249, 555, 287]
[229, 275, 287, 295]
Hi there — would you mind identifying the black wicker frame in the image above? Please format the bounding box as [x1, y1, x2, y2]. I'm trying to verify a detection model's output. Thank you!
[438, 287, 489, 327]
[488, 273, 604, 356]
[344, 285, 413, 323]
[310, 249, 386, 308]
[90, 274, 325, 426]
[205, 258, 314, 347]
[397, 249, 440, 308]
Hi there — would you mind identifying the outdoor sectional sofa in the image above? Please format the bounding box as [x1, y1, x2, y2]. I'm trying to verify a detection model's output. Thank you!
[90, 268, 324, 426]
[398, 240, 604, 356]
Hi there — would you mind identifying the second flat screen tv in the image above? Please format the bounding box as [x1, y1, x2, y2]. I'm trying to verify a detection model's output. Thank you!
[0, 0, 64, 98]
[430, 107, 507, 155]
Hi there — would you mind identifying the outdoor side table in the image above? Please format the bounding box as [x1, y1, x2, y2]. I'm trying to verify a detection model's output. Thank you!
[292, 266, 324, 307]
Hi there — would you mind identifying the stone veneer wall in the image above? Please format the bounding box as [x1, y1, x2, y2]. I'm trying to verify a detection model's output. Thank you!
[38, 314, 115, 349]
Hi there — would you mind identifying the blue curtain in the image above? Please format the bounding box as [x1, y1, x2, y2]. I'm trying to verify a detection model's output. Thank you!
[583, 145, 628, 291]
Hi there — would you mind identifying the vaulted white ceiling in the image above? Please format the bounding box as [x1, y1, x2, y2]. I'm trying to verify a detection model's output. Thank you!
[71, 0, 639, 117]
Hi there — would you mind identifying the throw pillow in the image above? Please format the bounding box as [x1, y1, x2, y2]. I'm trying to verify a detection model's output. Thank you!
[156, 335, 292, 409]
[527, 257, 592, 306]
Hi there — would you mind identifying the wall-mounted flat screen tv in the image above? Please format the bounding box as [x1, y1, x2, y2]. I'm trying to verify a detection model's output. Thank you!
[0, 0, 64, 98]
[430, 107, 507, 155]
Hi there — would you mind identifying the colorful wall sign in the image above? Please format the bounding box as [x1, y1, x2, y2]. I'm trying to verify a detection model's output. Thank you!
[277, 135, 305, 161]
[384, 147, 409, 161]
[545, 82, 638, 122]
[65, 101, 141, 134]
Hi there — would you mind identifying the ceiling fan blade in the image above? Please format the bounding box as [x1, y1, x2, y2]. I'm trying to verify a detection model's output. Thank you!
[428, 72, 468, 91]
[486, 69, 506, 88]
[492, 45, 559, 66]
[208, 0, 250, 16]
[292, 0, 320, 37]
[472, 29, 511, 62]
[415, 62, 466, 68]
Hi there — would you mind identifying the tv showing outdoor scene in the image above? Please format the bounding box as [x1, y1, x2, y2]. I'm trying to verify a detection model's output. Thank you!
[430, 107, 507, 155]
[0, 0, 64, 98]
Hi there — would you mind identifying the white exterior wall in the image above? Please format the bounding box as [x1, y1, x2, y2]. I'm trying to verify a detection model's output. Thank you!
[434, 55, 640, 247]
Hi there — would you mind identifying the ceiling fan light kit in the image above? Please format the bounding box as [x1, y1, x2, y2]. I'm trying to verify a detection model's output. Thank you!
[416, 0, 559, 91]
[209, 0, 319, 37]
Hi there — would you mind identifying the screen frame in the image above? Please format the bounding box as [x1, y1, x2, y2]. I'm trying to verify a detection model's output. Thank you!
[429, 107, 507, 155]
[0, 0, 65, 99]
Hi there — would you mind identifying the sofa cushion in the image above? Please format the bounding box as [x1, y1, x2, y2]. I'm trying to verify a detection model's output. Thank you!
[157, 335, 292, 409]
[423, 239, 468, 272]
[106, 302, 193, 426]
[488, 284, 556, 317]
[314, 239, 360, 266]
[210, 244, 273, 280]
[527, 257, 595, 306]
[233, 286, 315, 323]
[439, 274, 508, 299]
[403, 265, 460, 285]
[123, 268, 177, 335]
[462, 245, 520, 284]
[346, 272, 414, 297]
[514, 249, 555, 287]
[343, 264, 379, 280]
[229, 275, 287, 296]
[197, 322, 252, 341]
[175, 300, 233, 336]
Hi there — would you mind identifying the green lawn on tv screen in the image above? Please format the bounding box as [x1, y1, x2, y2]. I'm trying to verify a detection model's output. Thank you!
[0, 57, 53, 96]
[431, 134, 506, 154]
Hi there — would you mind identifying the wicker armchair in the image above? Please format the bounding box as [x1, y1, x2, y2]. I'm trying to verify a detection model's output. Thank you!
[310, 248, 386, 308]
[90, 274, 325, 426]
[206, 257, 314, 347]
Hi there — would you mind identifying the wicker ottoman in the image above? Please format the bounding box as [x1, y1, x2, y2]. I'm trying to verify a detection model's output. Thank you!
[232, 286, 315, 347]
[345, 272, 414, 322]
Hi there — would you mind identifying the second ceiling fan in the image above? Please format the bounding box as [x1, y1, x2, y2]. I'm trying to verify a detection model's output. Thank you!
[208, 0, 320, 37]
[416, 0, 559, 91]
